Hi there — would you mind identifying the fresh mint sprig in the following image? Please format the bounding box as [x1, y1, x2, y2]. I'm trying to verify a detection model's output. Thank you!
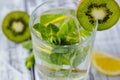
[32, 14, 91, 68]
[33, 15, 81, 66]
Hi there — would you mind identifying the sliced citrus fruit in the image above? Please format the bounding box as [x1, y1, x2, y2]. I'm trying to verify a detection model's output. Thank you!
[92, 51, 120, 76]
[45, 15, 69, 26]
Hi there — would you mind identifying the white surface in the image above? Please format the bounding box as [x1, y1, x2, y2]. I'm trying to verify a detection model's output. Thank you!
[0, 0, 31, 80]
[0, 0, 120, 80]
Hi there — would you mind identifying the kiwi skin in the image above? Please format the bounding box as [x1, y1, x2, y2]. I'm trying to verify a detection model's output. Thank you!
[76, 0, 120, 31]
[2, 11, 31, 43]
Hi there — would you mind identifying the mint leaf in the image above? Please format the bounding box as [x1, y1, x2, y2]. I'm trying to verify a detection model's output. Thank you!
[25, 52, 34, 70]
[22, 40, 32, 50]
[57, 18, 79, 45]
[33, 23, 60, 45]
[50, 53, 70, 65]
[46, 24, 60, 45]
[72, 52, 87, 68]
[72, 46, 89, 68]
[33, 23, 46, 33]
[33, 23, 48, 40]
[38, 52, 51, 63]
[52, 47, 69, 54]
[46, 23, 59, 35]
[38, 52, 62, 70]
[66, 18, 79, 44]
[68, 18, 78, 32]
[57, 22, 68, 44]
[40, 14, 62, 24]
[50, 46, 76, 65]
[80, 30, 91, 37]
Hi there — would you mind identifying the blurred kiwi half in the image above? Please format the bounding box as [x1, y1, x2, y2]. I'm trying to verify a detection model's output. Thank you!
[2, 11, 31, 43]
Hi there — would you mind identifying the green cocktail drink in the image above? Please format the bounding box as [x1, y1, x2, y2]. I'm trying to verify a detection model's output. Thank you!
[29, 0, 97, 80]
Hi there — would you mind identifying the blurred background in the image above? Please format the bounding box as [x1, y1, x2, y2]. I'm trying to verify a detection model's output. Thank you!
[0, 0, 38, 80]
[0, 0, 120, 80]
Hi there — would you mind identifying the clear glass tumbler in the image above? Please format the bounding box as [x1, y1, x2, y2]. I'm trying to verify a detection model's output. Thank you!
[29, 0, 98, 80]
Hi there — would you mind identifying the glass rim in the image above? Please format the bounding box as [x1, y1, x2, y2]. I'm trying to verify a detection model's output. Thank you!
[31, 0, 79, 16]
[29, 0, 98, 47]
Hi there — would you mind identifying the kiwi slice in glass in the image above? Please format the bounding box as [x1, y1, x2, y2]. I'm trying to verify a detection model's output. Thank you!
[76, 0, 120, 31]
[2, 11, 31, 43]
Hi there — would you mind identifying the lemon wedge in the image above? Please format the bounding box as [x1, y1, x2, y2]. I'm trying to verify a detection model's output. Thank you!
[45, 16, 69, 26]
[92, 51, 120, 76]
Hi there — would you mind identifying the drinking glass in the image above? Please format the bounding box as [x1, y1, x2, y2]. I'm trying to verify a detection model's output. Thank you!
[29, 0, 98, 80]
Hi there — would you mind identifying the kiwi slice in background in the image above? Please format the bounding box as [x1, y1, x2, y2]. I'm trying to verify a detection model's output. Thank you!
[76, 0, 120, 31]
[2, 11, 31, 43]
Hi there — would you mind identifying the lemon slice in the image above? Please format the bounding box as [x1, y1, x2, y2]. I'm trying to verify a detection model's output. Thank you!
[92, 51, 120, 76]
[37, 47, 52, 54]
[45, 16, 69, 26]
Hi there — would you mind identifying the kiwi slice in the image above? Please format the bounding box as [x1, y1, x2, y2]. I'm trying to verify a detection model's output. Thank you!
[76, 0, 120, 31]
[2, 11, 31, 43]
